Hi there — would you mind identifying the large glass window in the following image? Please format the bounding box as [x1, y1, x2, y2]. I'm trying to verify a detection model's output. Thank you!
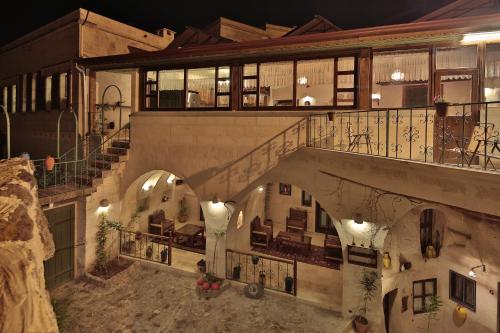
[297, 59, 334, 106]
[259, 61, 293, 107]
[187, 67, 216, 108]
[485, 44, 500, 103]
[436, 46, 477, 70]
[158, 69, 184, 108]
[216, 66, 231, 108]
[372, 50, 429, 108]
[242, 64, 257, 107]
[45, 76, 52, 110]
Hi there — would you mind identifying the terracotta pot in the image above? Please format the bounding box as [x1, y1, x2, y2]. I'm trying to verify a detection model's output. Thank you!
[327, 112, 334, 121]
[435, 102, 448, 117]
[45, 155, 55, 171]
[353, 316, 369, 333]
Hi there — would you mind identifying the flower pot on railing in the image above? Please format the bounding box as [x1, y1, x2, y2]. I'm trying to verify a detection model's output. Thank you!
[259, 271, 266, 286]
[251, 255, 260, 265]
[327, 112, 334, 121]
[232, 265, 241, 280]
[197, 259, 206, 273]
[434, 102, 449, 117]
[45, 155, 55, 171]
[160, 248, 168, 263]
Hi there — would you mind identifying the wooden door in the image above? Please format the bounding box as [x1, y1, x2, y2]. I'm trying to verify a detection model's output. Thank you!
[44, 204, 75, 289]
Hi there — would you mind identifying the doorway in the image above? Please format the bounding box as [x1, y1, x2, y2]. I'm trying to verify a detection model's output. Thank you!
[383, 289, 398, 333]
[44, 204, 75, 289]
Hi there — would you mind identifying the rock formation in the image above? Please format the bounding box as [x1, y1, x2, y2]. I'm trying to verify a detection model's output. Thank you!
[0, 158, 58, 333]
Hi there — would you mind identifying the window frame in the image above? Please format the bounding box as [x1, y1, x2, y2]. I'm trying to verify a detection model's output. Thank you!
[449, 270, 476, 311]
[315, 201, 336, 234]
[142, 65, 232, 111]
[241, 55, 358, 110]
[413, 278, 437, 314]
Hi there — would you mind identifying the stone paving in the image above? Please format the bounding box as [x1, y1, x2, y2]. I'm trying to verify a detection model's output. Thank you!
[52, 261, 349, 333]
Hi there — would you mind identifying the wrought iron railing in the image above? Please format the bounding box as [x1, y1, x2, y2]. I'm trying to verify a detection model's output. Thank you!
[33, 123, 130, 191]
[226, 249, 297, 295]
[119, 229, 172, 265]
[308, 101, 500, 171]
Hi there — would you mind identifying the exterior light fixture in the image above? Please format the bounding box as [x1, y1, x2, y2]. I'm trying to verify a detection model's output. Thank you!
[461, 30, 500, 43]
[212, 196, 219, 204]
[468, 264, 486, 278]
[391, 70, 405, 81]
[353, 213, 364, 225]
[166, 173, 176, 184]
[257, 186, 264, 193]
[100, 199, 110, 208]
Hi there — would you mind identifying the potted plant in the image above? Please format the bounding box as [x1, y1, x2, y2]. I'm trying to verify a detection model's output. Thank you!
[45, 155, 55, 172]
[232, 264, 241, 280]
[135, 230, 143, 241]
[258, 271, 266, 286]
[251, 255, 260, 265]
[160, 248, 168, 263]
[177, 197, 188, 222]
[433, 95, 449, 117]
[146, 245, 153, 259]
[197, 259, 206, 273]
[285, 275, 294, 293]
[353, 270, 379, 333]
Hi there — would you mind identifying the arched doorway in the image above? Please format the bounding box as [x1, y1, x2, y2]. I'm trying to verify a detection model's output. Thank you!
[120, 170, 205, 273]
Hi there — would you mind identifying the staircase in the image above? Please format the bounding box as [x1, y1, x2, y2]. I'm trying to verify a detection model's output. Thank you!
[34, 125, 131, 204]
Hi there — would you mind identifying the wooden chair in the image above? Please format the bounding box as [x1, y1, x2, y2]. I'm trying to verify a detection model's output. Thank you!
[286, 208, 308, 233]
[324, 234, 343, 263]
[148, 210, 174, 236]
[250, 216, 273, 248]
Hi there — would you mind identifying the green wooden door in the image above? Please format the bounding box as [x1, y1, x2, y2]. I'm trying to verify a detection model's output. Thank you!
[44, 205, 75, 289]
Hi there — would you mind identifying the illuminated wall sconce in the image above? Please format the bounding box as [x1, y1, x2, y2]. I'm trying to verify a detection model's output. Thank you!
[371, 93, 381, 106]
[468, 264, 486, 278]
[353, 213, 364, 225]
[212, 196, 220, 204]
[257, 186, 264, 193]
[98, 199, 110, 213]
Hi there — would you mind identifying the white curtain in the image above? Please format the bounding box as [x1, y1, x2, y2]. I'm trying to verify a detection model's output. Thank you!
[297, 59, 334, 86]
[259, 62, 294, 88]
[373, 51, 429, 83]
[436, 46, 477, 70]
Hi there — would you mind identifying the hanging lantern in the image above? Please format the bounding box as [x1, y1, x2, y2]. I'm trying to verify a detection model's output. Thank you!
[383, 252, 391, 269]
[45, 155, 55, 171]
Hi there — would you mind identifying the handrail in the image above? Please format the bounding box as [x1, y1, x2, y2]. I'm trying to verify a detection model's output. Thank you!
[227, 248, 293, 265]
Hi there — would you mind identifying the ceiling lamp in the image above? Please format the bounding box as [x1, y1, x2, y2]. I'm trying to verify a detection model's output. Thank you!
[461, 30, 500, 43]
[391, 70, 405, 81]
[468, 264, 486, 278]
[297, 76, 308, 86]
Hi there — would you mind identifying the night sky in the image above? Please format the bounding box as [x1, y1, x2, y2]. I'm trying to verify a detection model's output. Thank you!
[0, 0, 454, 46]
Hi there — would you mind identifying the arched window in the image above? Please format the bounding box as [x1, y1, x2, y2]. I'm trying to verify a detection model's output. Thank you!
[420, 209, 442, 258]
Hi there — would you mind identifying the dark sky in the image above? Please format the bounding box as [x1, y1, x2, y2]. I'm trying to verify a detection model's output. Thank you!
[0, 0, 454, 46]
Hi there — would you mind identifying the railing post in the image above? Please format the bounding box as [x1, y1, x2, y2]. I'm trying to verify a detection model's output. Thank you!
[305, 116, 310, 147]
[385, 109, 390, 158]
[168, 235, 172, 266]
[293, 256, 298, 296]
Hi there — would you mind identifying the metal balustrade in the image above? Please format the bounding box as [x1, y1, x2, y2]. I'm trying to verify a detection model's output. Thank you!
[119, 229, 172, 265]
[308, 101, 500, 171]
[226, 249, 297, 295]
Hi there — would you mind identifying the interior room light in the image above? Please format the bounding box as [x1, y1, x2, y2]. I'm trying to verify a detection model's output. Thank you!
[391, 70, 405, 81]
[461, 30, 500, 43]
[468, 264, 486, 279]
[166, 173, 176, 184]
[371, 93, 381, 100]
[297, 76, 308, 85]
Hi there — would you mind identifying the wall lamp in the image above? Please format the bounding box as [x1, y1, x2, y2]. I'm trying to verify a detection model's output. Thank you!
[98, 199, 110, 213]
[468, 264, 486, 278]
[353, 213, 364, 225]
[212, 196, 220, 204]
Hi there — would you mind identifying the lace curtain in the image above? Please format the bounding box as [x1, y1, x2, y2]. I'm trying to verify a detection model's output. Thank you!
[436, 46, 477, 70]
[297, 59, 334, 86]
[373, 51, 429, 83]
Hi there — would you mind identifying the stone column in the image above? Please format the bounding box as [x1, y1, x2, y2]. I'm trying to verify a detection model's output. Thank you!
[200, 201, 236, 278]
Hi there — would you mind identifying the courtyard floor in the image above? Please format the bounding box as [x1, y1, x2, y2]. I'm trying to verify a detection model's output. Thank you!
[51, 260, 349, 333]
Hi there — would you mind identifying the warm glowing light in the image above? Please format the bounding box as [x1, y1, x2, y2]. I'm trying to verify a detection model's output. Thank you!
[257, 186, 264, 193]
[461, 30, 500, 43]
[371, 93, 381, 100]
[142, 172, 162, 191]
[297, 76, 308, 85]
[468, 270, 477, 278]
[391, 70, 405, 81]
[166, 173, 176, 184]
[484, 87, 495, 98]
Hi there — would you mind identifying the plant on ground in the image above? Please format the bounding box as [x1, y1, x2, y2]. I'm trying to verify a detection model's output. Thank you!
[358, 269, 379, 318]
[423, 295, 443, 333]
[95, 213, 122, 274]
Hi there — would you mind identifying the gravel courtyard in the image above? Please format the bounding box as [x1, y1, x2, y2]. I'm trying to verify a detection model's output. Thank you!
[51, 260, 349, 333]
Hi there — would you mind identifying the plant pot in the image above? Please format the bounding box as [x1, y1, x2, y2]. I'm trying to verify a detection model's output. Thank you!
[285, 276, 294, 293]
[259, 272, 266, 286]
[327, 111, 334, 121]
[135, 232, 143, 241]
[251, 255, 260, 265]
[353, 316, 369, 333]
[232, 265, 241, 280]
[160, 248, 168, 263]
[146, 246, 153, 259]
[435, 102, 448, 117]
[197, 259, 206, 273]
[45, 155, 55, 171]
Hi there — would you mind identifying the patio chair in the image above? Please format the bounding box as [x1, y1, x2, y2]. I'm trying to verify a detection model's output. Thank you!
[324, 234, 343, 262]
[250, 216, 273, 248]
[286, 208, 308, 233]
[346, 122, 372, 154]
[148, 210, 174, 236]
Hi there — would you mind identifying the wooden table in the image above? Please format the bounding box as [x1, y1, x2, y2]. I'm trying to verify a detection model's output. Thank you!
[175, 224, 204, 248]
[276, 231, 311, 255]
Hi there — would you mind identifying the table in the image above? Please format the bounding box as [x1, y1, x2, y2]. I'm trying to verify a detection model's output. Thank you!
[175, 224, 204, 248]
[276, 231, 311, 255]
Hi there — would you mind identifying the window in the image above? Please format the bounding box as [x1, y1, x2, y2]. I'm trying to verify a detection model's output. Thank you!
[436, 46, 477, 70]
[413, 278, 437, 314]
[450, 271, 476, 311]
[45, 76, 52, 110]
[144, 66, 230, 110]
[485, 44, 500, 104]
[372, 50, 429, 108]
[420, 209, 434, 256]
[301, 190, 312, 207]
[243, 56, 357, 109]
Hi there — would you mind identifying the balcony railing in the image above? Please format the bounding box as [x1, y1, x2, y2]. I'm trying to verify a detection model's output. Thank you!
[119, 229, 172, 266]
[308, 101, 500, 171]
[226, 249, 297, 295]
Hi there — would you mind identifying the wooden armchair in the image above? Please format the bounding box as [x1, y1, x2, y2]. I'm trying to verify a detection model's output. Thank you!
[250, 216, 273, 248]
[286, 208, 308, 233]
[324, 234, 343, 263]
[148, 210, 174, 236]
